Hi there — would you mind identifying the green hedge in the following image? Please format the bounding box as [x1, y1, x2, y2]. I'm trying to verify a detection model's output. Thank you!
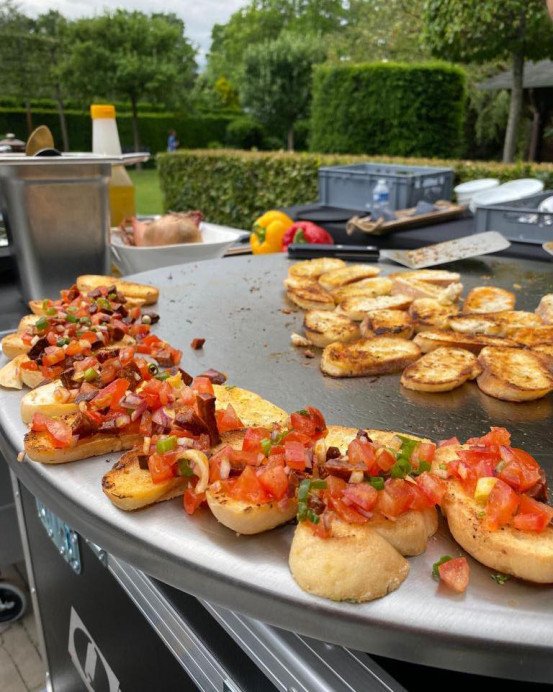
[158, 148, 553, 229]
[0, 108, 233, 154]
[310, 62, 467, 159]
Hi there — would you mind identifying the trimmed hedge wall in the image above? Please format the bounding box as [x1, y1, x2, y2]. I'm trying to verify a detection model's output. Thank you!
[158, 149, 553, 229]
[310, 62, 467, 159]
[0, 108, 233, 154]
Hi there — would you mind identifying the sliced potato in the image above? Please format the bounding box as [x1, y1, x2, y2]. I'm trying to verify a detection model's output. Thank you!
[303, 310, 360, 348]
[477, 346, 553, 402]
[318, 264, 380, 291]
[360, 309, 413, 339]
[288, 258, 346, 280]
[338, 294, 412, 321]
[463, 286, 516, 314]
[400, 347, 481, 393]
[76, 275, 159, 305]
[321, 336, 420, 377]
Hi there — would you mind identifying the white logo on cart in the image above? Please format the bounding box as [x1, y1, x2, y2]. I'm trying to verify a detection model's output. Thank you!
[68, 607, 121, 692]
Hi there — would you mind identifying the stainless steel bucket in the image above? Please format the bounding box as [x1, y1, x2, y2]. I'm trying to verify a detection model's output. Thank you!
[0, 160, 111, 300]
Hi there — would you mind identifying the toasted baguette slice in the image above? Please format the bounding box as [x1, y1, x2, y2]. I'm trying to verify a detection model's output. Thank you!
[212, 384, 288, 428]
[532, 344, 553, 371]
[400, 347, 481, 393]
[408, 298, 458, 332]
[283, 275, 316, 291]
[536, 295, 553, 325]
[321, 336, 420, 377]
[318, 264, 380, 291]
[303, 310, 360, 348]
[391, 277, 463, 304]
[76, 275, 159, 305]
[288, 258, 346, 280]
[463, 286, 516, 314]
[287, 284, 335, 311]
[450, 311, 543, 337]
[289, 520, 409, 602]
[477, 346, 553, 402]
[337, 294, 412, 321]
[510, 326, 553, 347]
[389, 269, 461, 286]
[414, 329, 520, 355]
[360, 309, 413, 339]
[0, 354, 28, 389]
[1, 333, 29, 359]
[331, 277, 393, 303]
[20, 380, 78, 423]
[18, 314, 40, 332]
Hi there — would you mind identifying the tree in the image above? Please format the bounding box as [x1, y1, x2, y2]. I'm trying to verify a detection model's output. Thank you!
[65, 10, 197, 152]
[240, 32, 326, 150]
[423, 0, 553, 162]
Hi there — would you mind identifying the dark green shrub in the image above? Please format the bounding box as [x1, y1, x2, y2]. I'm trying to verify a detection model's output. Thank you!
[225, 117, 266, 150]
[293, 119, 311, 151]
[158, 148, 553, 229]
[310, 62, 467, 158]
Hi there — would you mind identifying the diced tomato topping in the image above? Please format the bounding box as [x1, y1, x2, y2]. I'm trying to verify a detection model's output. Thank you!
[416, 472, 446, 506]
[158, 381, 174, 406]
[289, 406, 327, 441]
[438, 557, 469, 593]
[513, 495, 553, 533]
[375, 447, 395, 472]
[229, 449, 262, 466]
[412, 441, 436, 464]
[31, 412, 73, 449]
[40, 364, 64, 381]
[483, 478, 520, 531]
[147, 452, 176, 484]
[258, 464, 289, 500]
[228, 465, 268, 504]
[382, 478, 416, 515]
[348, 438, 377, 473]
[497, 446, 541, 494]
[325, 474, 347, 497]
[135, 358, 153, 381]
[242, 427, 271, 453]
[42, 347, 66, 366]
[457, 449, 497, 479]
[139, 410, 152, 436]
[342, 483, 378, 512]
[467, 427, 511, 448]
[438, 436, 460, 447]
[328, 495, 367, 524]
[209, 445, 232, 483]
[90, 378, 130, 410]
[20, 360, 39, 371]
[139, 379, 163, 409]
[191, 376, 214, 396]
[214, 404, 244, 433]
[284, 430, 312, 446]
[284, 440, 308, 472]
[119, 346, 135, 366]
[65, 340, 84, 356]
[183, 489, 205, 515]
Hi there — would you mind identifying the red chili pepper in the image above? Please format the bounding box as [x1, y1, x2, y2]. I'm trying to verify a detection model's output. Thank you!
[281, 221, 334, 250]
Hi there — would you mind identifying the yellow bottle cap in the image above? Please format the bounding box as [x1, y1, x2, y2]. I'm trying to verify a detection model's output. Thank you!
[90, 104, 116, 119]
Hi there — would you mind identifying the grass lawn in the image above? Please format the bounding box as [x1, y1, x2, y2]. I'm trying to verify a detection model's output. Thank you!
[128, 168, 164, 215]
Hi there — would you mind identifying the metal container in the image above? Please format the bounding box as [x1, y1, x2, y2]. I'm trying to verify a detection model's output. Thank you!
[475, 190, 553, 244]
[0, 160, 111, 300]
[318, 162, 454, 210]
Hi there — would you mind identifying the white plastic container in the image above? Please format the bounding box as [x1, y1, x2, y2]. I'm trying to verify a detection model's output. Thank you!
[454, 178, 499, 206]
[470, 178, 544, 213]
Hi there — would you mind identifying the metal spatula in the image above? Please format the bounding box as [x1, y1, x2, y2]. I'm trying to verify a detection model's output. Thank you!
[379, 231, 510, 269]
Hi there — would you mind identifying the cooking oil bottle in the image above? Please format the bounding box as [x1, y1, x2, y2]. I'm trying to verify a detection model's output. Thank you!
[90, 104, 136, 226]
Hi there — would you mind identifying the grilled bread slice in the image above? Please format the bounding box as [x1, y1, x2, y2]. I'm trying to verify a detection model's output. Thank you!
[337, 294, 412, 321]
[536, 295, 553, 325]
[462, 286, 516, 314]
[400, 347, 481, 393]
[1, 333, 29, 359]
[287, 284, 335, 311]
[413, 329, 519, 354]
[21, 380, 78, 423]
[532, 344, 553, 371]
[510, 326, 553, 347]
[76, 275, 159, 305]
[318, 264, 380, 291]
[477, 346, 553, 402]
[360, 309, 414, 339]
[212, 384, 288, 428]
[331, 277, 393, 303]
[389, 269, 461, 286]
[303, 310, 360, 348]
[288, 258, 346, 280]
[408, 298, 458, 332]
[450, 311, 543, 337]
[0, 354, 28, 389]
[18, 314, 40, 332]
[391, 277, 463, 304]
[321, 336, 420, 377]
[283, 275, 317, 291]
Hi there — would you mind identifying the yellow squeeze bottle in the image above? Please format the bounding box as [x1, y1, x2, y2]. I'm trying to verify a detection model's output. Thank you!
[90, 104, 136, 226]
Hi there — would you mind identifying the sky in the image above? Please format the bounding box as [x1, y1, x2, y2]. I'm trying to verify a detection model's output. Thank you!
[18, 0, 248, 63]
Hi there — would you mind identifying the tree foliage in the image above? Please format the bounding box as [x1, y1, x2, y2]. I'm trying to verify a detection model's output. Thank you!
[240, 32, 326, 149]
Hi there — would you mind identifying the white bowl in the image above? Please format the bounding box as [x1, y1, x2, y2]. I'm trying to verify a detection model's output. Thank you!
[111, 222, 247, 275]
[538, 195, 553, 213]
[469, 178, 544, 213]
[454, 178, 499, 205]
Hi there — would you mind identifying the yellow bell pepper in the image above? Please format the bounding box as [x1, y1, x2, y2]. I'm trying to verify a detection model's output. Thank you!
[250, 210, 294, 254]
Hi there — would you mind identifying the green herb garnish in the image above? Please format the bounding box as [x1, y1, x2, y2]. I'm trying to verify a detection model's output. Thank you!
[83, 367, 98, 382]
[390, 436, 419, 478]
[491, 573, 510, 586]
[368, 476, 385, 490]
[177, 459, 194, 477]
[432, 555, 453, 579]
[296, 409, 309, 416]
[297, 478, 327, 523]
[156, 436, 177, 454]
[35, 316, 49, 331]
[65, 314, 78, 324]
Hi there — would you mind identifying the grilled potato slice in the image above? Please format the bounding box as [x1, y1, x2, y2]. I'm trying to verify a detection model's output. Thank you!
[413, 329, 520, 354]
[360, 309, 413, 339]
[408, 298, 458, 332]
[389, 269, 461, 286]
[532, 344, 553, 371]
[303, 310, 360, 348]
[289, 520, 409, 602]
[1, 333, 29, 359]
[391, 277, 463, 304]
[331, 277, 393, 303]
[321, 336, 420, 377]
[400, 347, 481, 393]
[76, 275, 159, 305]
[288, 258, 346, 280]
[338, 294, 412, 321]
[477, 346, 553, 402]
[450, 311, 543, 337]
[318, 264, 380, 291]
[286, 284, 335, 311]
[536, 295, 553, 325]
[463, 286, 516, 314]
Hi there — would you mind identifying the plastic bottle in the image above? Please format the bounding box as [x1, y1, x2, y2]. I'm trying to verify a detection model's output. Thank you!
[370, 178, 391, 214]
[90, 104, 136, 226]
